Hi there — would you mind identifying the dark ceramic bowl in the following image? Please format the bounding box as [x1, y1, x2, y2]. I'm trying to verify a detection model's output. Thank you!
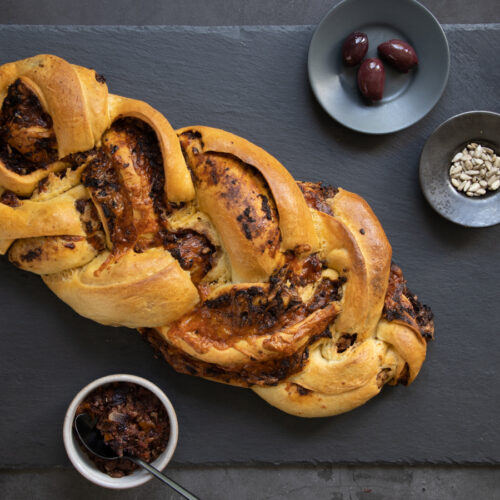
[419, 111, 500, 227]
[308, 0, 449, 134]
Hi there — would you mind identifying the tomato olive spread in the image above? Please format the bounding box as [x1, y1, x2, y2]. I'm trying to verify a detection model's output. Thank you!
[162, 229, 215, 284]
[74, 198, 107, 252]
[138, 251, 344, 386]
[383, 263, 434, 340]
[82, 119, 215, 279]
[297, 181, 338, 216]
[143, 325, 333, 387]
[0, 79, 58, 174]
[75, 382, 170, 478]
[83, 147, 137, 262]
[0, 190, 21, 207]
[165, 253, 344, 353]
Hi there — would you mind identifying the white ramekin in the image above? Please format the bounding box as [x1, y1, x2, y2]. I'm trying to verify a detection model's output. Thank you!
[63, 374, 178, 489]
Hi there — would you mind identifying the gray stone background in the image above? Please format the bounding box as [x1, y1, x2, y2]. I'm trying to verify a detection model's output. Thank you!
[1, 1, 499, 499]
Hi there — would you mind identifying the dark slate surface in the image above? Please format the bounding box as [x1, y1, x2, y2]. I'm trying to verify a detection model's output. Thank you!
[1, 0, 499, 25]
[0, 25, 499, 467]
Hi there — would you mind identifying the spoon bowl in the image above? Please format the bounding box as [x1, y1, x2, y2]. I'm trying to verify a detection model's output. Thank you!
[74, 413, 117, 459]
[73, 411, 198, 499]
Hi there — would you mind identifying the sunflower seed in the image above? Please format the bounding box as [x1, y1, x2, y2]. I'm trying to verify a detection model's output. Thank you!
[449, 142, 499, 197]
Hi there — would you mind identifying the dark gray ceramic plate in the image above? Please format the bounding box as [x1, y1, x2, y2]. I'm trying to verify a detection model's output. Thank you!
[419, 111, 500, 227]
[308, 0, 449, 134]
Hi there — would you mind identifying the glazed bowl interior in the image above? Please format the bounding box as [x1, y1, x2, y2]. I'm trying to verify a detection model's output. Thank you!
[308, 0, 449, 133]
[63, 374, 178, 489]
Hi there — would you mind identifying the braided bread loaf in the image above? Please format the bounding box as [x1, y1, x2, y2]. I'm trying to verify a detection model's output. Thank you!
[0, 55, 434, 417]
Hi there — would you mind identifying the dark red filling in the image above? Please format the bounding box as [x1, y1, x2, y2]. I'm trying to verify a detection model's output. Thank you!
[0, 79, 58, 174]
[75, 382, 170, 478]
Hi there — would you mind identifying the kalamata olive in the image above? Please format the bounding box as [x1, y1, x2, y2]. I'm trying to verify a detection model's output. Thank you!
[378, 39, 418, 72]
[357, 58, 385, 101]
[342, 32, 369, 66]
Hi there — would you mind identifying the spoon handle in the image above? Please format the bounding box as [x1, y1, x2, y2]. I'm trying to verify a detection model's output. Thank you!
[130, 457, 200, 499]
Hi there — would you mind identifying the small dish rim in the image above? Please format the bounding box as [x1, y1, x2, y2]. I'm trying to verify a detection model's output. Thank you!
[419, 110, 500, 227]
[307, 0, 450, 134]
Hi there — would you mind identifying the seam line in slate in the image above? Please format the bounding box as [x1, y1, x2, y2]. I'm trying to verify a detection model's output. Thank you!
[2, 464, 500, 472]
[3, 459, 500, 467]
[0, 23, 499, 31]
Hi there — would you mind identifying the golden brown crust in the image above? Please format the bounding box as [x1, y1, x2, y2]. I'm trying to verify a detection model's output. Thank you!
[0, 160, 68, 197]
[0, 54, 434, 418]
[0, 55, 110, 158]
[108, 95, 194, 203]
[178, 129, 284, 283]
[0, 55, 108, 198]
[327, 189, 393, 339]
[156, 298, 339, 366]
[8, 235, 98, 274]
[253, 370, 385, 418]
[376, 320, 426, 385]
[43, 248, 200, 328]
[176, 126, 319, 254]
[0, 185, 87, 241]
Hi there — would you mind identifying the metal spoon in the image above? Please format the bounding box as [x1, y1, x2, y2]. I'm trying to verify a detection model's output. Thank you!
[74, 413, 199, 499]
